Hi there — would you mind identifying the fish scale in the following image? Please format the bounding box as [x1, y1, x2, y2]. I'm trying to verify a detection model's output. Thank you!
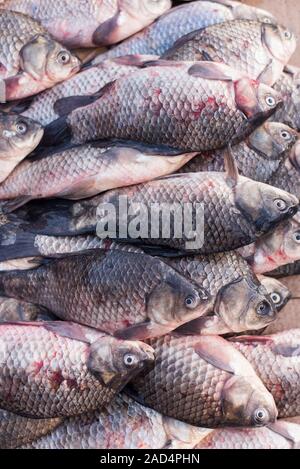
[272, 67, 300, 131]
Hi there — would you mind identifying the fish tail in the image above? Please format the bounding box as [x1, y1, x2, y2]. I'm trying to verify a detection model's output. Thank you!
[0, 227, 39, 262]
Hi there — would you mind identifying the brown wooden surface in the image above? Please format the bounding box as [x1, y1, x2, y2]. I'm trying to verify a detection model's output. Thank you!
[242, 0, 300, 66]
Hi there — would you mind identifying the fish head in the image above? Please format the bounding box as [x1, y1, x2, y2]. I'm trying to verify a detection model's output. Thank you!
[232, 3, 276, 24]
[235, 177, 299, 235]
[88, 336, 155, 391]
[0, 113, 44, 156]
[122, 0, 171, 19]
[248, 122, 298, 160]
[235, 79, 282, 121]
[215, 277, 276, 332]
[222, 375, 278, 427]
[258, 275, 291, 311]
[147, 268, 211, 329]
[262, 23, 297, 63]
[20, 35, 80, 85]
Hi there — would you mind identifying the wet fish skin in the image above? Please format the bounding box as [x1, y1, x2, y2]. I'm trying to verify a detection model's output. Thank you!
[22, 56, 158, 127]
[180, 122, 298, 183]
[165, 252, 276, 335]
[22, 394, 210, 449]
[96, 171, 299, 253]
[129, 334, 277, 428]
[0, 113, 44, 183]
[163, 20, 296, 87]
[46, 61, 283, 152]
[231, 329, 300, 418]
[0, 10, 80, 101]
[272, 66, 300, 131]
[93, 0, 276, 63]
[0, 143, 196, 209]
[0, 250, 210, 339]
[0, 321, 155, 418]
[195, 419, 300, 449]
[0, 0, 171, 48]
[240, 213, 300, 274]
[0, 409, 63, 449]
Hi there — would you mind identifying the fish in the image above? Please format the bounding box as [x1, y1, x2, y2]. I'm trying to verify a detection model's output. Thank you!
[231, 329, 300, 418]
[0, 409, 63, 449]
[162, 20, 296, 87]
[22, 56, 158, 127]
[0, 113, 43, 184]
[93, 0, 276, 62]
[93, 154, 299, 253]
[0, 321, 155, 418]
[0, 142, 197, 212]
[0, 0, 171, 48]
[0, 296, 55, 321]
[269, 261, 300, 278]
[0, 250, 210, 340]
[21, 394, 210, 449]
[128, 334, 277, 428]
[239, 213, 300, 275]
[164, 252, 276, 335]
[42, 61, 283, 152]
[269, 139, 300, 199]
[194, 419, 300, 449]
[272, 66, 300, 131]
[0, 10, 80, 101]
[179, 122, 298, 183]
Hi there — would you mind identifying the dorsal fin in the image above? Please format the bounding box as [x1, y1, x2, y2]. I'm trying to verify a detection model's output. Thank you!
[224, 145, 239, 187]
[188, 62, 242, 81]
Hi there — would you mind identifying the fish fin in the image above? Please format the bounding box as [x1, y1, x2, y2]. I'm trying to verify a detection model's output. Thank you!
[257, 59, 274, 85]
[229, 335, 273, 344]
[0, 78, 6, 103]
[114, 320, 152, 341]
[91, 139, 189, 156]
[124, 384, 147, 407]
[53, 80, 117, 117]
[188, 62, 241, 81]
[268, 421, 300, 447]
[92, 10, 123, 46]
[142, 59, 185, 68]
[42, 321, 97, 344]
[176, 316, 229, 336]
[272, 343, 300, 357]
[42, 117, 72, 147]
[224, 145, 239, 188]
[140, 244, 186, 257]
[112, 55, 159, 67]
[0, 229, 39, 262]
[193, 335, 255, 375]
[0, 196, 33, 214]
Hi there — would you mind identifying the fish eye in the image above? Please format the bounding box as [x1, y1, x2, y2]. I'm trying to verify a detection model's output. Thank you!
[256, 300, 271, 316]
[274, 198, 287, 211]
[265, 95, 276, 107]
[263, 17, 272, 24]
[293, 231, 300, 243]
[280, 130, 291, 140]
[185, 294, 199, 309]
[57, 50, 71, 65]
[16, 120, 28, 135]
[271, 292, 281, 305]
[123, 353, 137, 368]
[253, 408, 268, 425]
[284, 30, 292, 40]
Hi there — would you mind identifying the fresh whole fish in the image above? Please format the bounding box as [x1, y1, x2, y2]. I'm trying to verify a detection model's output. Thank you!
[239, 213, 300, 274]
[165, 252, 276, 335]
[22, 56, 158, 127]
[43, 61, 283, 152]
[93, 0, 276, 63]
[0, 142, 197, 212]
[0, 112, 44, 183]
[194, 419, 300, 449]
[272, 66, 300, 131]
[0, 250, 210, 339]
[180, 122, 298, 183]
[94, 162, 299, 253]
[0, 10, 80, 101]
[0, 0, 171, 48]
[0, 321, 155, 418]
[128, 334, 277, 427]
[231, 329, 300, 418]
[162, 20, 296, 87]
[21, 394, 210, 449]
[0, 409, 63, 449]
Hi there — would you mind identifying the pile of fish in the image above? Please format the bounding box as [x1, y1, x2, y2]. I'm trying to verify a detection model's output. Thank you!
[0, 0, 299, 450]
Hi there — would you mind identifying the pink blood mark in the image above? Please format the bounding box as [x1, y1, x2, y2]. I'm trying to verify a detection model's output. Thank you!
[66, 378, 78, 389]
[31, 361, 44, 376]
[49, 370, 64, 390]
